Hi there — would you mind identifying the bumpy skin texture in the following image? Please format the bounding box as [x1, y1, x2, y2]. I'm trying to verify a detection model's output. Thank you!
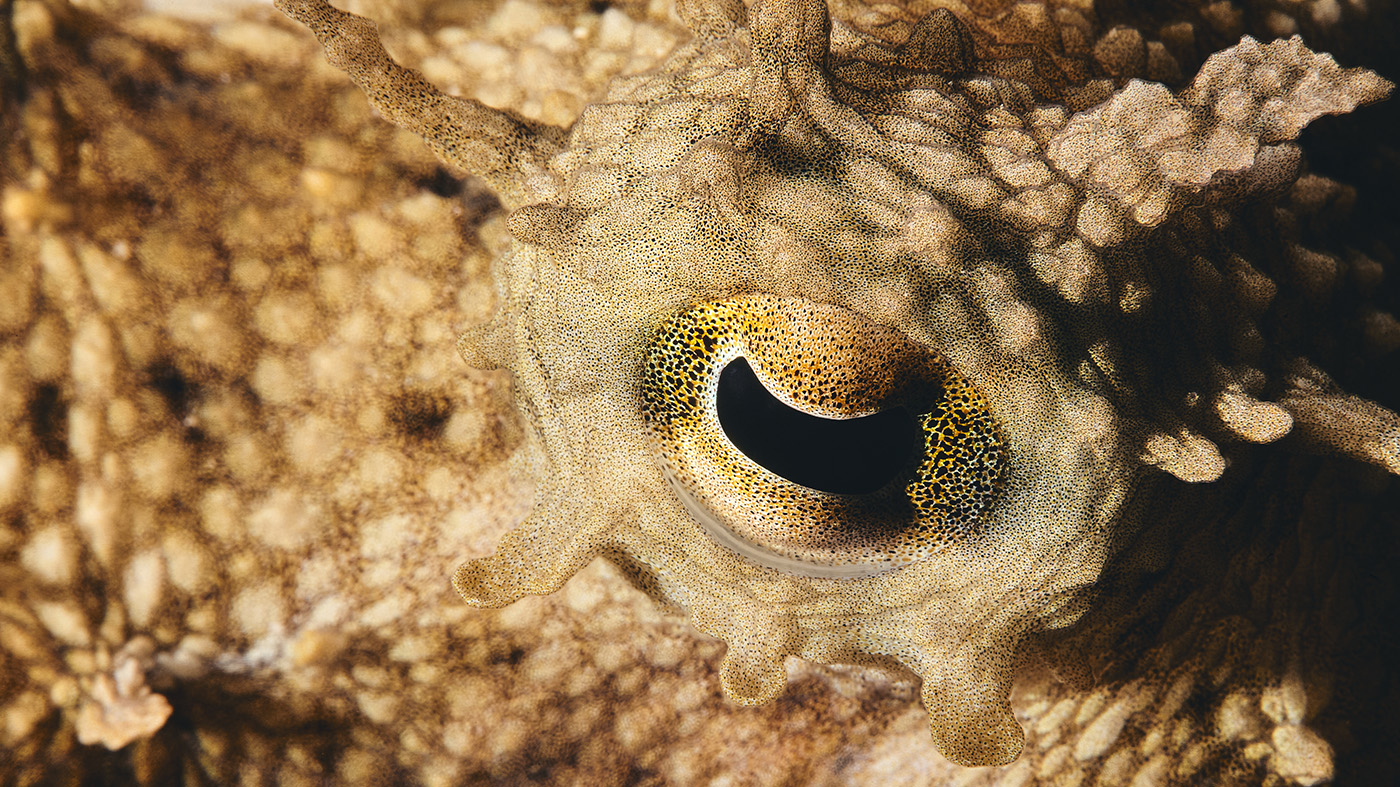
[1, 0, 1398, 784]
[278, 0, 1397, 769]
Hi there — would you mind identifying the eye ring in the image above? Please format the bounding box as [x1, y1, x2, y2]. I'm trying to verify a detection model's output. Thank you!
[641, 294, 1007, 577]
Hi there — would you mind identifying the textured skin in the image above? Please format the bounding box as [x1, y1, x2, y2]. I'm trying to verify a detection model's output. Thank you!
[0, 0, 1397, 784]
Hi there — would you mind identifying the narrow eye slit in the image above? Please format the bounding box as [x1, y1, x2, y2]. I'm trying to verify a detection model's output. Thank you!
[642, 294, 1007, 577]
[716, 357, 920, 495]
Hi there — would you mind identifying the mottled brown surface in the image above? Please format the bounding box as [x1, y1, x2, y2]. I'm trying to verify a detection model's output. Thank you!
[0, 0, 1397, 785]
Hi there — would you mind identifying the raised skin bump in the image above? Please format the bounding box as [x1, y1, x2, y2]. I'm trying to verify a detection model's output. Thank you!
[272, 0, 565, 210]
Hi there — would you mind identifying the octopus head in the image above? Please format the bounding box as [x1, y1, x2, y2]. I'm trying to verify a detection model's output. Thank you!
[277, 0, 1396, 767]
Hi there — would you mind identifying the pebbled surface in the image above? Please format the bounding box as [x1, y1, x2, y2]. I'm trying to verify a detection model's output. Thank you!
[0, 0, 1397, 784]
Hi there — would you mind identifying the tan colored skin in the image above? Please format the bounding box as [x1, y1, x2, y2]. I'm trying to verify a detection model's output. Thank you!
[1, 0, 1398, 784]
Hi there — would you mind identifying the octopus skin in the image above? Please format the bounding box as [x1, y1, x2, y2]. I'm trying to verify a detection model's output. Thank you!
[0, 0, 1398, 784]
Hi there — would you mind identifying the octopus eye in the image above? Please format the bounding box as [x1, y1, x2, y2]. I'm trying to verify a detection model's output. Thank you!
[642, 294, 1007, 577]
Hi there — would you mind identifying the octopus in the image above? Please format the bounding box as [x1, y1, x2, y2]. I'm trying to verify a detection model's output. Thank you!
[0, 0, 1397, 784]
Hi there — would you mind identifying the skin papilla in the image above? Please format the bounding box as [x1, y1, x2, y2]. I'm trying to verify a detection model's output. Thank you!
[0, 0, 1397, 784]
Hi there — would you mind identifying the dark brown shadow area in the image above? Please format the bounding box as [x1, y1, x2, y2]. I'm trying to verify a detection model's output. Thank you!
[1034, 452, 1400, 783]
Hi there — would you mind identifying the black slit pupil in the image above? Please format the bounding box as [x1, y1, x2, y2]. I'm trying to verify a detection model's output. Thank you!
[715, 357, 920, 495]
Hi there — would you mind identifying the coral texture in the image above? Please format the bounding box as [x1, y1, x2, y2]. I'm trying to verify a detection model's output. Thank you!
[1, 0, 1398, 784]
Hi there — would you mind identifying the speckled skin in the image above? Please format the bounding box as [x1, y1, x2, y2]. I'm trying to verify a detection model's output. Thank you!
[1, 0, 1398, 784]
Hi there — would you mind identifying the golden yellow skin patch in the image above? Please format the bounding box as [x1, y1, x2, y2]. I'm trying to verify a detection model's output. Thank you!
[643, 295, 1005, 574]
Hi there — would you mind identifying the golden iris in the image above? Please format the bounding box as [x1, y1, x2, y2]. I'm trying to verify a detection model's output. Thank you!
[641, 294, 1007, 577]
